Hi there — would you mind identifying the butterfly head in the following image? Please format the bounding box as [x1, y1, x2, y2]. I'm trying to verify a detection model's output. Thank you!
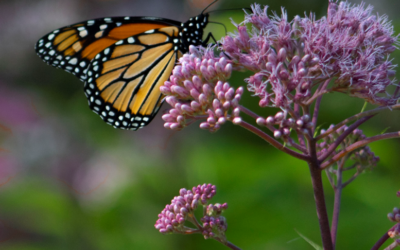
[179, 13, 209, 52]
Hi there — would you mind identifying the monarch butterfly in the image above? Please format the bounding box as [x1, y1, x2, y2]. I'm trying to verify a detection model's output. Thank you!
[35, 2, 218, 130]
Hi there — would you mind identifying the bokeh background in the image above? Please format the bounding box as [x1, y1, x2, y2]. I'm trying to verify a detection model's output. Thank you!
[1, 0, 400, 249]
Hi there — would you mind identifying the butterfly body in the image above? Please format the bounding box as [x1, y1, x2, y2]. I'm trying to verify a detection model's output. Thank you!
[35, 13, 210, 130]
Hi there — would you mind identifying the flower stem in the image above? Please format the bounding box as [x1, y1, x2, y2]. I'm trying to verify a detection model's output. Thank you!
[316, 104, 400, 141]
[237, 120, 309, 161]
[370, 224, 398, 250]
[225, 241, 242, 250]
[308, 139, 334, 250]
[318, 116, 374, 162]
[383, 241, 400, 250]
[331, 158, 345, 249]
[321, 131, 400, 169]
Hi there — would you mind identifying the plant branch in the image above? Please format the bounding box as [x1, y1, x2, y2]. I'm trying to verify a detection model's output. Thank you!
[321, 131, 400, 169]
[316, 104, 400, 141]
[325, 168, 336, 188]
[331, 158, 346, 249]
[342, 170, 360, 188]
[318, 116, 374, 162]
[310, 79, 330, 129]
[308, 138, 334, 250]
[287, 137, 308, 153]
[312, 95, 323, 134]
[295, 103, 306, 147]
[225, 241, 242, 250]
[371, 224, 399, 250]
[384, 240, 400, 250]
[239, 105, 260, 120]
[237, 120, 310, 161]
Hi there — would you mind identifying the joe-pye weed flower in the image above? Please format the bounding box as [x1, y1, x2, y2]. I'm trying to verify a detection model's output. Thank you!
[156, 1, 400, 249]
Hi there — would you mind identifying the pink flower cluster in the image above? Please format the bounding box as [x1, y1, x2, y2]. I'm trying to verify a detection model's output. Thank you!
[221, 2, 398, 107]
[155, 184, 217, 234]
[388, 207, 400, 223]
[256, 112, 313, 140]
[160, 46, 243, 132]
[201, 203, 228, 240]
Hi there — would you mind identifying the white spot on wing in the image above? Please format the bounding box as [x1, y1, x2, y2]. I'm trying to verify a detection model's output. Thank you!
[79, 30, 88, 37]
[69, 58, 78, 65]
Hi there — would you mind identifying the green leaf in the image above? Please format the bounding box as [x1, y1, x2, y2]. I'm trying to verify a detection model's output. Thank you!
[360, 101, 368, 113]
[380, 127, 390, 134]
[294, 229, 323, 250]
[314, 123, 326, 137]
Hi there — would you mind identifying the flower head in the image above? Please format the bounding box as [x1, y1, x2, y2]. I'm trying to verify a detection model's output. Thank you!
[161, 46, 243, 132]
[161, 1, 398, 135]
[155, 183, 228, 240]
[223, 2, 398, 107]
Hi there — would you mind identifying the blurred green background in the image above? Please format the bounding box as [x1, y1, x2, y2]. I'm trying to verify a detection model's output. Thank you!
[0, 0, 400, 249]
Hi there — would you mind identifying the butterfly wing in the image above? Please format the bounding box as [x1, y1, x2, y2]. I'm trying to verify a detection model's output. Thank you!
[35, 13, 210, 130]
[35, 16, 181, 81]
[84, 26, 182, 130]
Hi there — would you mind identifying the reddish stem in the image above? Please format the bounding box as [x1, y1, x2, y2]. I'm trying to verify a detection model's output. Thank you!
[237, 120, 310, 161]
[308, 138, 334, 250]
[318, 116, 374, 162]
[321, 131, 400, 169]
[331, 158, 345, 249]
[371, 224, 398, 250]
[316, 104, 400, 141]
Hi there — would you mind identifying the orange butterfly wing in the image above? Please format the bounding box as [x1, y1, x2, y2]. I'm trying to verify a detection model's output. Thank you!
[35, 17, 181, 81]
[84, 27, 180, 130]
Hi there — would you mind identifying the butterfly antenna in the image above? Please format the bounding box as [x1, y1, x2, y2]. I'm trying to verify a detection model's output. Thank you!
[206, 7, 252, 14]
[201, 0, 219, 14]
[208, 21, 227, 35]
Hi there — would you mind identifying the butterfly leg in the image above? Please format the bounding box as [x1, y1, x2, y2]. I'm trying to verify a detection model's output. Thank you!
[203, 32, 220, 46]
[203, 32, 233, 59]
